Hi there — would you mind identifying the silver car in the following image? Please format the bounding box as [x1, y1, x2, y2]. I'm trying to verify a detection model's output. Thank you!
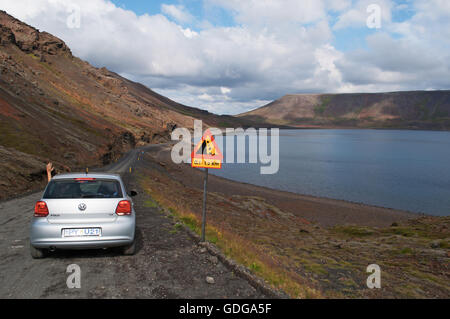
[30, 173, 137, 258]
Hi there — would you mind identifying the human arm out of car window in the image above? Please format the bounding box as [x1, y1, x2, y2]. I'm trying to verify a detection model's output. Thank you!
[46, 162, 54, 182]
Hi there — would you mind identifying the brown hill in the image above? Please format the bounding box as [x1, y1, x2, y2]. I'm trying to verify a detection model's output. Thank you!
[239, 91, 450, 130]
[0, 10, 242, 199]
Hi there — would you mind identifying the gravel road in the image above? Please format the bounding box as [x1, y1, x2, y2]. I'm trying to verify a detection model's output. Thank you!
[0, 145, 266, 298]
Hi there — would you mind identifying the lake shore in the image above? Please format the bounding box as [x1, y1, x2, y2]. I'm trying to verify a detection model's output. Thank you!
[138, 143, 449, 298]
[147, 143, 416, 228]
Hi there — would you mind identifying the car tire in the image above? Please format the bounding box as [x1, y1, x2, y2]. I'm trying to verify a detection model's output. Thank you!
[30, 244, 46, 259]
[122, 240, 136, 255]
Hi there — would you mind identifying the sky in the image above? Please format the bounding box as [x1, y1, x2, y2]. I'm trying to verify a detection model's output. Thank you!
[0, 0, 449, 115]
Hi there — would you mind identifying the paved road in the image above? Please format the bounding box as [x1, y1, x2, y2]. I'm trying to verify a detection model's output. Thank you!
[0, 145, 265, 298]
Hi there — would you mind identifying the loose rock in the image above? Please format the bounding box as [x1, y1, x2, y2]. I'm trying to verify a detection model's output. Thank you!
[208, 256, 219, 265]
[430, 240, 440, 249]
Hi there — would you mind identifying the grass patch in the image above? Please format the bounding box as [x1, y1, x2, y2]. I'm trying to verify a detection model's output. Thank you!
[27, 53, 40, 61]
[143, 199, 158, 208]
[39, 60, 60, 76]
[0, 119, 47, 156]
[438, 240, 449, 249]
[382, 225, 448, 240]
[399, 247, 415, 255]
[341, 278, 358, 288]
[304, 263, 328, 275]
[385, 227, 417, 237]
[249, 262, 262, 273]
[331, 225, 375, 237]
[41, 105, 106, 139]
[166, 207, 220, 244]
[314, 96, 331, 116]
[141, 181, 320, 298]
[393, 283, 424, 298]
[214, 230, 319, 297]
[169, 223, 184, 234]
[407, 269, 444, 285]
[180, 214, 200, 233]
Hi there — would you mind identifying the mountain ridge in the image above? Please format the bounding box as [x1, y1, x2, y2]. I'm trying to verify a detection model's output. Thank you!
[0, 10, 240, 199]
[239, 90, 450, 130]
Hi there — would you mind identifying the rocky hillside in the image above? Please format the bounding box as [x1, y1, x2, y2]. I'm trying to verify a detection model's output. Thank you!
[0, 10, 240, 199]
[239, 91, 450, 130]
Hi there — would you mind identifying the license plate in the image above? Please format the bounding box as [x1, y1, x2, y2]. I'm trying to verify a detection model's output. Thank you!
[62, 228, 101, 237]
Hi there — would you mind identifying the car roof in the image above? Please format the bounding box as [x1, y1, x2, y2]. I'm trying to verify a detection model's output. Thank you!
[52, 173, 122, 181]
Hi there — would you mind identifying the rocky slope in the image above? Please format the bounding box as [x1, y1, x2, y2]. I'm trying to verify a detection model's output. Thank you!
[239, 91, 450, 130]
[0, 10, 240, 199]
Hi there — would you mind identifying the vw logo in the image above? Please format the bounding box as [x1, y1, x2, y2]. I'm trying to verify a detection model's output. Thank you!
[78, 203, 87, 211]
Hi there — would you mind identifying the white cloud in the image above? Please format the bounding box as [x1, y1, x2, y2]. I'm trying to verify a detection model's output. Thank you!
[208, 0, 327, 26]
[198, 93, 214, 101]
[325, 0, 352, 12]
[161, 4, 193, 24]
[0, 0, 448, 115]
[314, 44, 343, 89]
[180, 27, 198, 38]
[333, 0, 393, 30]
[220, 87, 231, 94]
[332, 0, 450, 92]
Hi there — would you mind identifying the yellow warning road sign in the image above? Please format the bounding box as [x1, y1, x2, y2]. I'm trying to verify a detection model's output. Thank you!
[192, 158, 222, 169]
[191, 129, 223, 169]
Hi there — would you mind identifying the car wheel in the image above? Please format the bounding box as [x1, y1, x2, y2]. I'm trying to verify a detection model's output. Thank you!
[122, 240, 136, 255]
[30, 244, 46, 259]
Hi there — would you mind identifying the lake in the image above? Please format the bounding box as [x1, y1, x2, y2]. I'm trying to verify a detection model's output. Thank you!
[208, 129, 450, 216]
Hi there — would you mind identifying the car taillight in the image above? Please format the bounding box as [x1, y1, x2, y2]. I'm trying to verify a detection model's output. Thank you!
[115, 200, 132, 216]
[34, 201, 49, 217]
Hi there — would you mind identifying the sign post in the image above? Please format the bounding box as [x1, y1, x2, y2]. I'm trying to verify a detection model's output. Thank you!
[191, 129, 223, 242]
[201, 168, 208, 242]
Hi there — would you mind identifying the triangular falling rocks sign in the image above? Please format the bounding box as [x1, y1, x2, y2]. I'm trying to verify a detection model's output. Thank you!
[191, 129, 223, 169]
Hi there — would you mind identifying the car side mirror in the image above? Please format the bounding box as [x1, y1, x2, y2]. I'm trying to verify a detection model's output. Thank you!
[128, 190, 138, 197]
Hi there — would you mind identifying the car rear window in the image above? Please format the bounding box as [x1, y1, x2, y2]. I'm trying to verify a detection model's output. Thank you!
[43, 179, 123, 199]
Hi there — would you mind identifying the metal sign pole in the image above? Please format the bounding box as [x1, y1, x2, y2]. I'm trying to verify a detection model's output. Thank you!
[201, 168, 209, 242]
[192, 129, 222, 242]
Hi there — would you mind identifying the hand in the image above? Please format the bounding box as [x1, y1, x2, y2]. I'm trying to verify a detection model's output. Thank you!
[46, 162, 54, 174]
[46, 162, 54, 182]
